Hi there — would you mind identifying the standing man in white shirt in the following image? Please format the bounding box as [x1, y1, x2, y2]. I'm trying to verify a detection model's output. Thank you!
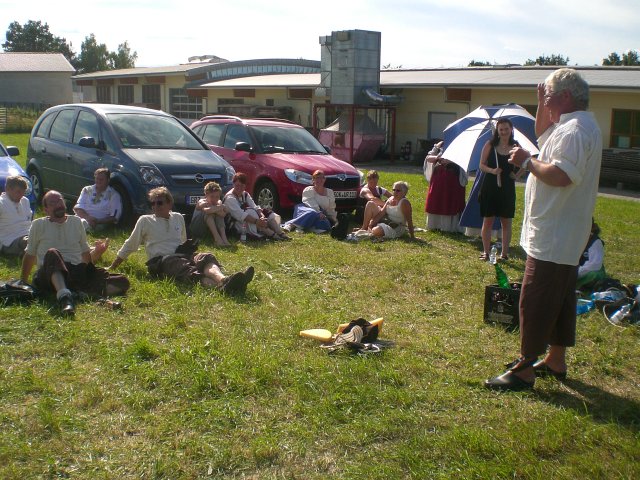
[0, 176, 32, 257]
[485, 68, 602, 391]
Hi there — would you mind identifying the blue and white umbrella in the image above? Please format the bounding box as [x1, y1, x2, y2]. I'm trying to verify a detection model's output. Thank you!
[441, 103, 539, 173]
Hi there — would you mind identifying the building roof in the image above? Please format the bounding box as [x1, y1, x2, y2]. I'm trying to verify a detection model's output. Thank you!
[0, 52, 75, 72]
[200, 73, 322, 88]
[72, 58, 320, 82]
[198, 66, 640, 91]
[72, 61, 223, 79]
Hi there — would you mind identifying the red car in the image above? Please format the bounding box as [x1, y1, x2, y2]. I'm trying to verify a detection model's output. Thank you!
[190, 116, 363, 212]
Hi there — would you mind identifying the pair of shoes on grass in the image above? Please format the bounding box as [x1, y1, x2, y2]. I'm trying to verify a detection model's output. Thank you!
[485, 358, 567, 391]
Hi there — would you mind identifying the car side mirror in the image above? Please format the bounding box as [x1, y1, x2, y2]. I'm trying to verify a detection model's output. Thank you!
[78, 136, 97, 149]
[323, 145, 332, 154]
[6, 146, 19, 156]
[235, 142, 252, 152]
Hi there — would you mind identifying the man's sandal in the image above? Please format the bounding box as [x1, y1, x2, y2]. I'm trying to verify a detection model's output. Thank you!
[485, 357, 536, 391]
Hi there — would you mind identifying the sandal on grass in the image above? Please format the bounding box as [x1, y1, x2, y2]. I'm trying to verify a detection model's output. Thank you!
[500, 255, 509, 261]
[486, 357, 536, 391]
[533, 361, 567, 380]
[479, 252, 489, 261]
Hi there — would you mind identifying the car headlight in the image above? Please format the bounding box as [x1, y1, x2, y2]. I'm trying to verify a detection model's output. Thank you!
[225, 165, 236, 185]
[139, 166, 166, 185]
[284, 169, 313, 185]
[357, 169, 365, 185]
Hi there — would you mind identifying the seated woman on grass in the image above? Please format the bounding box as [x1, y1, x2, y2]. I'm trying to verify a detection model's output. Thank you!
[223, 172, 289, 240]
[189, 181, 231, 246]
[357, 181, 415, 240]
[283, 170, 337, 233]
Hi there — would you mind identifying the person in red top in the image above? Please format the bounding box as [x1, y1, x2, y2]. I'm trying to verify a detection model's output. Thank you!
[423, 141, 467, 232]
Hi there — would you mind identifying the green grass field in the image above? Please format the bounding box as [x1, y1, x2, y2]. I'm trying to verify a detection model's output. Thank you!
[1, 133, 639, 479]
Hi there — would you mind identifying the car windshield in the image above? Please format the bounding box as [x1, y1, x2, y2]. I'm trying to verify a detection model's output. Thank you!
[108, 113, 204, 150]
[250, 125, 327, 154]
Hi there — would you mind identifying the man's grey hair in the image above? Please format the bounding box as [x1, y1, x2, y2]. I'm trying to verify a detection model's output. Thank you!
[545, 68, 589, 110]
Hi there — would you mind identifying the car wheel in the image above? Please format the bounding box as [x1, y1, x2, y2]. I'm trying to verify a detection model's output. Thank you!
[255, 180, 279, 211]
[28, 168, 44, 203]
[112, 183, 134, 227]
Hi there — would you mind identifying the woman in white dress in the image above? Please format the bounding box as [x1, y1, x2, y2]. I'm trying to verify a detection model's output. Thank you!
[359, 181, 415, 240]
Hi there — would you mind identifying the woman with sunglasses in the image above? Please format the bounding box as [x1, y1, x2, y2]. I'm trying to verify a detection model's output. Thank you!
[358, 181, 415, 240]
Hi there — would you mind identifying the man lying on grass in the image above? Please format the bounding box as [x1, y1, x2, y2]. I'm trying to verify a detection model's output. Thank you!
[109, 187, 254, 295]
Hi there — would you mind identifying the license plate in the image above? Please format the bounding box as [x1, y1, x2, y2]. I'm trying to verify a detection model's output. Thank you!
[186, 195, 204, 205]
[333, 190, 357, 199]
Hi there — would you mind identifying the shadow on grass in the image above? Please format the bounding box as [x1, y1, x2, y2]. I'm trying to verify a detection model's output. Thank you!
[536, 378, 640, 433]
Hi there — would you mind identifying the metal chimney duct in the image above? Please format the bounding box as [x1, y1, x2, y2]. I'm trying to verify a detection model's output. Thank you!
[318, 30, 381, 105]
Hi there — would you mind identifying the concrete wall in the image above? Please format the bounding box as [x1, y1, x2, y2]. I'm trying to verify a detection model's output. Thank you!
[0, 71, 73, 106]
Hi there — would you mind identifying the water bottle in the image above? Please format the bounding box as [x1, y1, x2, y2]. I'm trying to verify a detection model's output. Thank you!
[489, 245, 497, 265]
[591, 290, 626, 302]
[489, 245, 509, 289]
[240, 221, 248, 242]
[608, 303, 631, 325]
[576, 299, 594, 315]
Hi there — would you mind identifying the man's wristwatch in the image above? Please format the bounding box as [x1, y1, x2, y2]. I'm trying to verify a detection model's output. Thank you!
[521, 156, 532, 171]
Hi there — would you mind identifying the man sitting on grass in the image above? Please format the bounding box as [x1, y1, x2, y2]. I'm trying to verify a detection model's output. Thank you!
[21, 190, 129, 316]
[0, 175, 32, 258]
[109, 187, 254, 294]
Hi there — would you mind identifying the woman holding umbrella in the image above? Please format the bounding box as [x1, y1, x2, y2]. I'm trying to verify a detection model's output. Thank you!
[478, 118, 523, 261]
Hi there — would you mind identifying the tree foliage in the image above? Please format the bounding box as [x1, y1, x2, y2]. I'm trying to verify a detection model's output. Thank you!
[2, 20, 75, 63]
[2, 20, 137, 74]
[75, 34, 110, 73]
[524, 54, 569, 66]
[602, 50, 640, 66]
[110, 41, 138, 70]
[468, 60, 492, 67]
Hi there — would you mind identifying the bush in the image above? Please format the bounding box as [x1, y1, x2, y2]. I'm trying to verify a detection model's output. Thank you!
[1, 106, 44, 133]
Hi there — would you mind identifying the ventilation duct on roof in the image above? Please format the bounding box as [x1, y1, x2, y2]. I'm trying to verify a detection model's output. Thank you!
[319, 30, 382, 105]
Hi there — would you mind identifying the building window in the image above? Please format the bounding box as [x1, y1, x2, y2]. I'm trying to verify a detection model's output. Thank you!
[611, 109, 640, 148]
[233, 89, 255, 98]
[118, 85, 134, 105]
[142, 84, 161, 109]
[169, 88, 204, 119]
[96, 85, 111, 103]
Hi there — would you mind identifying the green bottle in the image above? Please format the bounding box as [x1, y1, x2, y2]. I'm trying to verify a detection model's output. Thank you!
[494, 263, 510, 289]
[489, 245, 510, 289]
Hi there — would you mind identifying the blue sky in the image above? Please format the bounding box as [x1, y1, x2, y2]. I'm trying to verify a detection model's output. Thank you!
[1, 0, 638, 68]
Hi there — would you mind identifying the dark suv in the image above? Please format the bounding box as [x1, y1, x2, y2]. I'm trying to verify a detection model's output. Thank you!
[27, 104, 235, 223]
[189, 116, 362, 212]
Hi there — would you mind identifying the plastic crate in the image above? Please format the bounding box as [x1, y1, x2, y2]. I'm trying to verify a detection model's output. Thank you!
[483, 283, 521, 329]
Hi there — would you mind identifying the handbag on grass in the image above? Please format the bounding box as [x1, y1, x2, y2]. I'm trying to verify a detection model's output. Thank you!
[1, 279, 37, 305]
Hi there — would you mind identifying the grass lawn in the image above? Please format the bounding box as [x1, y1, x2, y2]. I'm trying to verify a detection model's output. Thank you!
[1, 133, 639, 479]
